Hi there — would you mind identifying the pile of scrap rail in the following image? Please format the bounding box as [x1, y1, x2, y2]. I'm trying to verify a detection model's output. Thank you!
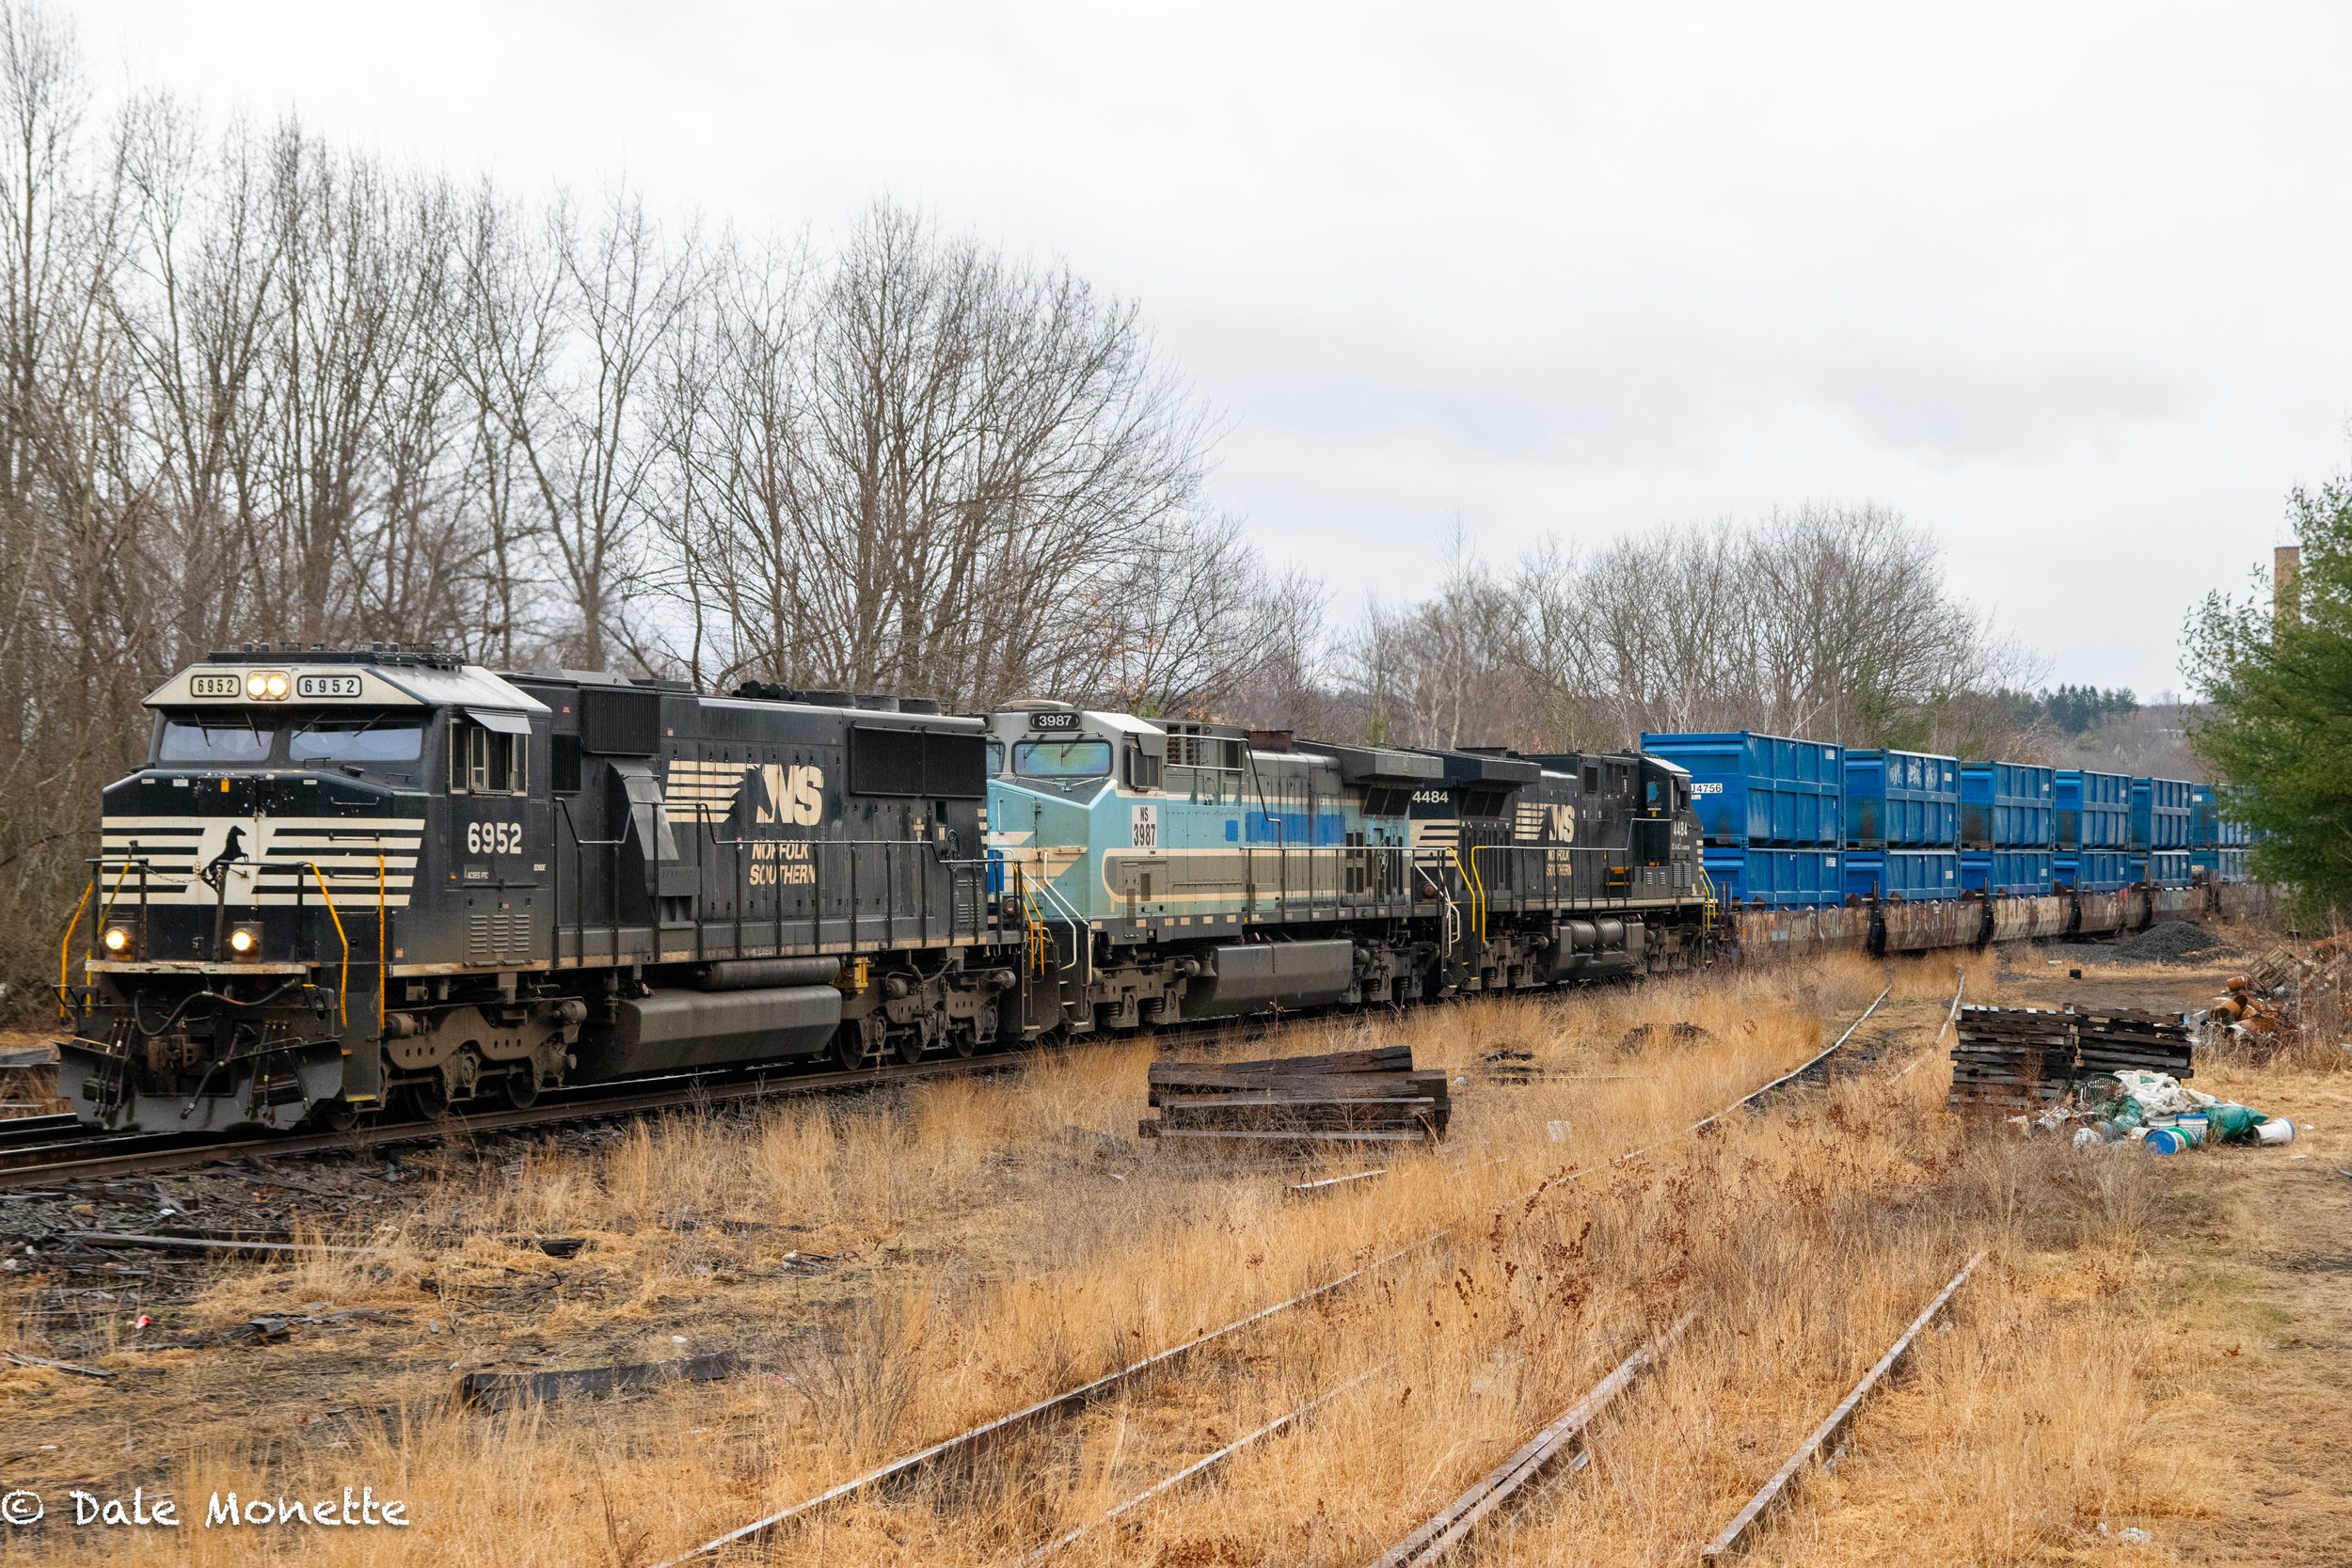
[1947, 1005, 2193, 1114]
[1139, 1046, 1452, 1149]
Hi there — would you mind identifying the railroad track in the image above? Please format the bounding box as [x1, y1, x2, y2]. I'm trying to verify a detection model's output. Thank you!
[0, 1000, 1359, 1193]
[0, 1054, 1024, 1192]
[650, 985, 1903, 1567]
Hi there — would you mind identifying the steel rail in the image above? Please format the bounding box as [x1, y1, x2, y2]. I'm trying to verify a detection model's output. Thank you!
[0, 1054, 1022, 1191]
[1013, 1361, 1393, 1565]
[1588, 985, 1891, 1175]
[649, 1237, 1447, 1567]
[1701, 983, 1891, 1127]
[1699, 1249, 1989, 1560]
[0, 980, 1340, 1193]
[1895, 969, 1969, 1079]
[1361, 1311, 1698, 1568]
[649, 990, 1896, 1568]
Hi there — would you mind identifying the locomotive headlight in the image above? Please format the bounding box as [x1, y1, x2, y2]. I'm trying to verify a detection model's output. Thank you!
[245, 670, 291, 700]
[228, 924, 262, 958]
[101, 924, 133, 956]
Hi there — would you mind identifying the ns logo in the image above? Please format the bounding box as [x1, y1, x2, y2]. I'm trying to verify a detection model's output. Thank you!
[755, 764, 826, 826]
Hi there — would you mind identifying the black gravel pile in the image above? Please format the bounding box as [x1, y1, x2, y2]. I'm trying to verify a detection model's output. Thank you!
[2107, 921, 2235, 965]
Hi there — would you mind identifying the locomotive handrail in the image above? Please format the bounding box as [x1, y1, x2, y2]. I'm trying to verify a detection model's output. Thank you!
[1455, 847, 1487, 941]
[375, 854, 389, 1037]
[56, 875, 93, 1017]
[305, 861, 351, 1027]
[553, 798, 627, 971]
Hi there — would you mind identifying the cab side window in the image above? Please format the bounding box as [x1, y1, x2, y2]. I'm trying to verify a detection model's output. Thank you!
[449, 719, 527, 795]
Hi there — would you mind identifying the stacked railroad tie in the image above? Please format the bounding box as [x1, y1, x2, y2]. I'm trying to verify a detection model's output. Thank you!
[2072, 1007, 2196, 1082]
[1139, 1046, 1452, 1148]
[1947, 1004, 2194, 1113]
[1947, 1006, 2076, 1112]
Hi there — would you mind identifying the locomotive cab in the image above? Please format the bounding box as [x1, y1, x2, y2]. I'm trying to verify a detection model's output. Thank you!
[60, 647, 555, 1132]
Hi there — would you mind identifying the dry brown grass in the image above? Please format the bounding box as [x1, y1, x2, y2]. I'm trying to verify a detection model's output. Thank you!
[6, 947, 2343, 1565]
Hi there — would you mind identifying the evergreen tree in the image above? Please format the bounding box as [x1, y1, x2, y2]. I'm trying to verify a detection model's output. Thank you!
[2185, 470, 2352, 912]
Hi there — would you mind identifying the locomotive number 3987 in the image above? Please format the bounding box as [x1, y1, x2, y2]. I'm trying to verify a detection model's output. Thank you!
[468, 820, 523, 854]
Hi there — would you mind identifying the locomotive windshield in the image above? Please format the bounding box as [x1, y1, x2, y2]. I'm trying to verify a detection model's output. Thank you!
[289, 713, 426, 763]
[1012, 737, 1112, 780]
[153, 708, 429, 771]
[158, 715, 274, 763]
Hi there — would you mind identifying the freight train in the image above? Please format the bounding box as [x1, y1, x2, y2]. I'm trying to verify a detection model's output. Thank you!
[55, 647, 1710, 1132]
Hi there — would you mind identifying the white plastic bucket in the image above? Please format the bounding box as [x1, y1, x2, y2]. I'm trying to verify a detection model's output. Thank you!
[2255, 1117, 2296, 1146]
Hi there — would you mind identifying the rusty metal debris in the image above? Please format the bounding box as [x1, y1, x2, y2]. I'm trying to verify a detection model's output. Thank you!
[1701, 1252, 1988, 1560]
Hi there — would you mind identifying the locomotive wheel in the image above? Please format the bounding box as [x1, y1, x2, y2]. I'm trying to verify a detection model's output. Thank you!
[948, 1024, 977, 1059]
[501, 1069, 540, 1110]
[405, 1077, 451, 1119]
[895, 1030, 925, 1067]
[307, 1098, 358, 1133]
[831, 1026, 867, 1072]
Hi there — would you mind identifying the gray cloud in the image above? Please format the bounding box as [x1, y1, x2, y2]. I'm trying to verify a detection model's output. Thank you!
[74, 0, 2352, 694]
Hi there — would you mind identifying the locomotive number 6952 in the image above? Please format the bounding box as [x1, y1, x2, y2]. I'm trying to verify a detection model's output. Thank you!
[468, 820, 523, 854]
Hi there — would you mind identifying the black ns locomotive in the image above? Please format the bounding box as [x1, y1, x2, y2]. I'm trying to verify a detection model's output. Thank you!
[59, 646, 1007, 1132]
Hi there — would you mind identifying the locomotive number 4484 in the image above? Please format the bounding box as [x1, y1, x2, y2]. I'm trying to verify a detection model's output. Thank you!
[468, 820, 523, 854]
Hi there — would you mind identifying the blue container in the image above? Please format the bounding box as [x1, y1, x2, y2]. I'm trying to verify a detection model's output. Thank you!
[1703, 845, 1842, 908]
[2190, 784, 2251, 848]
[1842, 749, 1960, 847]
[2055, 850, 2133, 893]
[2190, 847, 2250, 882]
[1961, 762, 2056, 848]
[1961, 848, 2055, 897]
[1844, 848, 1961, 901]
[1642, 732, 1843, 847]
[2142, 848, 2192, 887]
[2130, 778, 2193, 850]
[2055, 769, 2131, 849]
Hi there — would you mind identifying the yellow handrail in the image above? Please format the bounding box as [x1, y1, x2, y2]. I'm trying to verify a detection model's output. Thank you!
[1453, 847, 1488, 942]
[56, 877, 93, 1017]
[93, 856, 135, 931]
[376, 852, 388, 1034]
[308, 862, 350, 1027]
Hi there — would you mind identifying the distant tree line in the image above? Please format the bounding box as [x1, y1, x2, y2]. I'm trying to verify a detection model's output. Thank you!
[0, 0, 2050, 1012]
[2009, 684, 2140, 739]
[1283, 504, 2041, 759]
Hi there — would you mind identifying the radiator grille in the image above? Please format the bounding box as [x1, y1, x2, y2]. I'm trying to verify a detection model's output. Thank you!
[467, 907, 523, 965]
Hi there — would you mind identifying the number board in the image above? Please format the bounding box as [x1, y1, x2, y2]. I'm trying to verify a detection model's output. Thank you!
[189, 673, 241, 699]
[1028, 710, 1080, 732]
[295, 673, 363, 699]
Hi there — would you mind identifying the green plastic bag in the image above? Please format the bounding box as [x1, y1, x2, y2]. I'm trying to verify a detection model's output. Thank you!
[2201, 1102, 2266, 1142]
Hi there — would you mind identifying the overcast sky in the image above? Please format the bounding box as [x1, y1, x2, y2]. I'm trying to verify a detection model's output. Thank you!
[70, 0, 2352, 696]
